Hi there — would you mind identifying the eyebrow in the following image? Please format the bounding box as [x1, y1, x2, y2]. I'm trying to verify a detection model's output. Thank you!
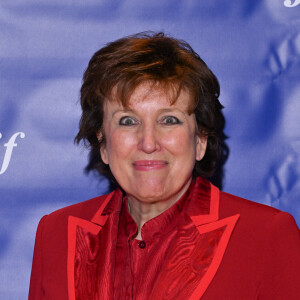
[158, 108, 183, 114]
[112, 109, 134, 117]
[112, 108, 185, 117]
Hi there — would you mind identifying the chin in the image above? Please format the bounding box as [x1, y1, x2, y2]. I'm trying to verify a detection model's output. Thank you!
[120, 175, 190, 203]
[133, 187, 166, 201]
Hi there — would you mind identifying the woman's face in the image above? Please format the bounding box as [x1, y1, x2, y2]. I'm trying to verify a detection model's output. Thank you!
[99, 82, 207, 204]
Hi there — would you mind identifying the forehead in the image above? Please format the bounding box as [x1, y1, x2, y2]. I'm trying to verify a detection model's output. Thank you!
[108, 82, 193, 111]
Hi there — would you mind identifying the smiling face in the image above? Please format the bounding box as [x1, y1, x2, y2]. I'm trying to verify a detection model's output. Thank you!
[99, 82, 207, 205]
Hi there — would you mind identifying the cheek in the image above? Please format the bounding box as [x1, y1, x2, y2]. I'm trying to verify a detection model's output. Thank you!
[106, 130, 137, 161]
[162, 129, 196, 155]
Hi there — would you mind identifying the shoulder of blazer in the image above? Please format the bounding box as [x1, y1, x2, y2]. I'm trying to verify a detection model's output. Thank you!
[217, 190, 300, 245]
[219, 190, 282, 220]
[40, 192, 115, 232]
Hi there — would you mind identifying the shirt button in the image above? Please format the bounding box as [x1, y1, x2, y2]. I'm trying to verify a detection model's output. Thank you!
[138, 241, 146, 249]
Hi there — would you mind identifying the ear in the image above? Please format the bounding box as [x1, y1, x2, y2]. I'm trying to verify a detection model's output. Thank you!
[96, 132, 109, 165]
[195, 134, 207, 161]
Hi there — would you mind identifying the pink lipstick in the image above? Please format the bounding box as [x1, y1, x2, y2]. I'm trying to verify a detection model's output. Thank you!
[132, 160, 168, 171]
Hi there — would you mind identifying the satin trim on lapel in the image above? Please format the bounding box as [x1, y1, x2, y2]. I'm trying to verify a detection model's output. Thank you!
[189, 214, 240, 300]
[67, 191, 115, 300]
[188, 182, 240, 299]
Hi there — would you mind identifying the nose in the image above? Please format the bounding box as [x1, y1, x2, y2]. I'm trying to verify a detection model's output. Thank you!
[137, 124, 161, 153]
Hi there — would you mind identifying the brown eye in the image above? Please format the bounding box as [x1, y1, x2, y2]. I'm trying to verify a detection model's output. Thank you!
[119, 116, 138, 126]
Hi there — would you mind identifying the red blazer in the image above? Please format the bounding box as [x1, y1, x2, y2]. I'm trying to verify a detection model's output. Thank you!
[29, 181, 300, 299]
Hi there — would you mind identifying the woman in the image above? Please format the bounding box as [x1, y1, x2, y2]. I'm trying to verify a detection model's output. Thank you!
[29, 32, 300, 299]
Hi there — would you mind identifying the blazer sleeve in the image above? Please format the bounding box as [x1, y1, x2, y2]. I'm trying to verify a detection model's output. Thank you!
[28, 215, 48, 300]
[259, 211, 300, 299]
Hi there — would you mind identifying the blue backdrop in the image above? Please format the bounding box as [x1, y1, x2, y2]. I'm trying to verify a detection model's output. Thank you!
[0, 1, 299, 298]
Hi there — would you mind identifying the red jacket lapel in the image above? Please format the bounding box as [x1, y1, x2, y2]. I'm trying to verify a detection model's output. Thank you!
[188, 183, 240, 299]
[67, 191, 116, 300]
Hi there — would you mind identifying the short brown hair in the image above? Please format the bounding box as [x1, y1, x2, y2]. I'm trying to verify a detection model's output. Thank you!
[75, 32, 227, 186]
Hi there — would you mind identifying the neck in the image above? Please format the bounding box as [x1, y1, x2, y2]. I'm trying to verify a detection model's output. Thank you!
[127, 179, 191, 240]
